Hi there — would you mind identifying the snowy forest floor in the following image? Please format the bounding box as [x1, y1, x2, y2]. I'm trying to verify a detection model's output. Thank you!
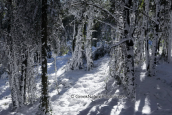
[0, 54, 172, 115]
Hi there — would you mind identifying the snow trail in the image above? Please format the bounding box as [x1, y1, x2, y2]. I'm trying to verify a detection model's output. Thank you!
[0, 55, 172, 115]
[49, 55, 110, 115]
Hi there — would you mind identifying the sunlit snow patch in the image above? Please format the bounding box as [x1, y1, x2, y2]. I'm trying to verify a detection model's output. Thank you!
[140, 72, 146, 82]
[111, 101, 125, 115]
[157, 84, 160, 90]
[142, 96, 151, 114]
[134, 100, 140, 112]
[141, 63, 146, 70]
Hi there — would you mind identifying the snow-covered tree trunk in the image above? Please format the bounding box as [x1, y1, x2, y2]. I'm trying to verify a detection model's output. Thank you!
[85, 15, 93, 71]
[125, 40, 135, 97]
[72, 19, 76, 53]
[52, 40, 60, 94]
[110, 0, 135, 98]
[136, 4, 147, 66]
[5, 0, 20, 109]
[149, 0, 160, 76]
[67, 21, 84, 70]
[20, 51, 27, 106]
[138, 27, 145, 65]
[27, 50, 37, 104]
[109, 0, 124, 85]
[149, 33, 157, 76]
[168, 11, 172, 63]
[145, 0, 150, 76]
[8, 41, 20, 109]
[123, 0, 135, 98]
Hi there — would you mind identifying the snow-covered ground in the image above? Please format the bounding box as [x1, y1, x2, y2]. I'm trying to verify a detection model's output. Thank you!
[0, 54, 172, 115]
[134, 62, 172, 115]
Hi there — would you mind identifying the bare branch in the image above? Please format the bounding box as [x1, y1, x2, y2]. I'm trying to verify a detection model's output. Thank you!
[95, 18, 117, 29]
[123, 5, 158, 24]
[110, 38, 133, 50]
[139, 9, 157, 24]
[86, 3, 119, 24]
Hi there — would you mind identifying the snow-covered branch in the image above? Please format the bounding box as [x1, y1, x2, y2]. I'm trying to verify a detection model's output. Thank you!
[71, 1, 119, 24]
[86, 3, 119, 24]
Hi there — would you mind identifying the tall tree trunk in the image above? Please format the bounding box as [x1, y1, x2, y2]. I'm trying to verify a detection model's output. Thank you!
[67, 21, 84, 70]
[72, 19, 76, 53]
[123, 0, 135, 98]
[149, 0, 160, 76]
[85, 13, 93, 71]
[145, 0, 150, 76]
[10, 46, 20, 109]
[168, 10, 172, 63]
[109, 0, 124, 85]
[41, 0, 49, 114]
[6, 0, 20, 109]
[20, 52, 27, 106]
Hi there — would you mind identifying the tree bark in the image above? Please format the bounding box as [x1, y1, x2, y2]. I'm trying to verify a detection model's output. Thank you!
[168, 11, 172, 63]
[145, 0, 151, 76]
[20, 53, 27, 106]
[149, 0, 160, 76]
[123, 0, 135, 98]
[41, 0, 49, 114]
[85, 13, 93, 71]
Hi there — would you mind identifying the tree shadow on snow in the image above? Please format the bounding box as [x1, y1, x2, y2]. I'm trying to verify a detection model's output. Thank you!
[77, 98, 118, 115]
[50, 56, 110, 102]
[77, 77, 132, 115]
[0, 100, 40, 115]
[50, 69, 92, 102]
[134, 63, 172, 115]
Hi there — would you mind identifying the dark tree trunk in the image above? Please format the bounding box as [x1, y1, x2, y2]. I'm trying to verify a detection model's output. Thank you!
[72, 38, 76, 52]
[146, 39, 150, 75]
[20, 52, 27, 106]
[72, 22, 78, 52]
[157, 37, 161, 52]
[41, 0, 49, 113]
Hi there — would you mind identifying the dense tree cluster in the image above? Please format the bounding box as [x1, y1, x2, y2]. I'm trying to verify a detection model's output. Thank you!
[0, 0, 171, 114]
